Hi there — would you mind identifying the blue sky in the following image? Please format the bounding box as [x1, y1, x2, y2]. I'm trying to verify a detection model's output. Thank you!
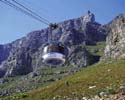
[0, 0, 125, 44]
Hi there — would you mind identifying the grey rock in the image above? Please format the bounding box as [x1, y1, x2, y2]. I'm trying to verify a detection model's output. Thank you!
[101, 13, 125, 61]
[67, 45, 95, 67]
[82, 10, 95, 23]
[0, 44, 11, 64]
[0, 11, 106, 77]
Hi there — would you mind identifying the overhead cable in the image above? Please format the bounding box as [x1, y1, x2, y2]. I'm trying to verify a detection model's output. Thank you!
[0, 0, 50, 25]
[11, 0, 51, 24]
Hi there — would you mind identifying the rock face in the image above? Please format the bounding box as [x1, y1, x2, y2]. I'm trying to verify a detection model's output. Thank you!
[0, 11, 106, 77]
[82, 10, 95, 23]
[0, 44, 11, 64]
[67, 45, 95, 67]
[101, 13, 125, 60]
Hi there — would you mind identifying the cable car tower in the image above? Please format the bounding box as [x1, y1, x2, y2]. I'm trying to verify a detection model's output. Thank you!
[0, 0, 68, 66]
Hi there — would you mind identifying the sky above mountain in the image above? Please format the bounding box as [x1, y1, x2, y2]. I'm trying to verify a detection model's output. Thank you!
[0, 0, 125, 44]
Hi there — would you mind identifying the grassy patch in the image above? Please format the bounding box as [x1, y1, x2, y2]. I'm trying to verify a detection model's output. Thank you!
[86, 41, 106, 56]
[1, 60, 125, 100]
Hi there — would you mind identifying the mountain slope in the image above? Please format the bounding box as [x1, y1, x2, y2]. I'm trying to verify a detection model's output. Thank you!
[1, 12, 125, 100]
[101, 13, 125, 61]
[0, 41, 105, 97]
[0, 11, 106, 77]
[1, 60, 125, 100]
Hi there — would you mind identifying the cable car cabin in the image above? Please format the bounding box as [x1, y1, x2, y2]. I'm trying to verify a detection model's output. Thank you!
[42, 42, 67, 66]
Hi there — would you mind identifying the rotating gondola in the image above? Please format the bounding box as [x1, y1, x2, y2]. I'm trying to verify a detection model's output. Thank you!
[42, 24, 68, 66]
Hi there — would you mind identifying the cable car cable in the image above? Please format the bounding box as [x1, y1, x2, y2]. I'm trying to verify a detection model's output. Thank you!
[0, 0, 50, 25]
[0, 0, 67, 66]
[1, 0, 59, 42]
[11, 0, 51, 24]
[4, 0, 50, 25]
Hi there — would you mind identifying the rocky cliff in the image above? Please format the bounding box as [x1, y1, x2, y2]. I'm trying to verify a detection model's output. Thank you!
[0, 11, 106, 77]
[101, 13, 125, 61]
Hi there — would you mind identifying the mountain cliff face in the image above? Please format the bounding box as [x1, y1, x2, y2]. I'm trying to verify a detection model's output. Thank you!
[101, 13, 125, 61]
[0, 11, 106, 77]
[0, 44, 11, 64]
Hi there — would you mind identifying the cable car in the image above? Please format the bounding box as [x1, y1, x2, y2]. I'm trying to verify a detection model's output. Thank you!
[0, 0, 68, 66]
[42, 42, 68, 66]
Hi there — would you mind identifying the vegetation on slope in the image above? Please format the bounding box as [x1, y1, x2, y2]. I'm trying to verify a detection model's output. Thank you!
[0, 41, 105, 96]
[86, 41, 106, 56]
[1, 60, 125, 100]
[0, 66, 80, 96]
